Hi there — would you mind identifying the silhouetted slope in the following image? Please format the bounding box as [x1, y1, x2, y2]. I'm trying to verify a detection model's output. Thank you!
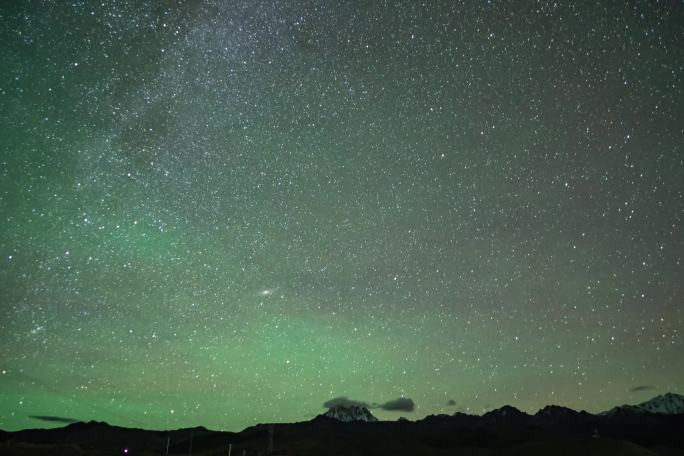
[3, 394, 684, 455]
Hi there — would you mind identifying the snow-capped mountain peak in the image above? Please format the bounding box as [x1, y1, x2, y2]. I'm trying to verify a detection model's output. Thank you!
[633, 393, 684, 414]
[322, 405, 378, 422]
[603, 392, 684, 416]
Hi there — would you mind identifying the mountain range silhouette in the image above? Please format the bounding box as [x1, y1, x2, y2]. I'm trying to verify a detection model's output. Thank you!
[3, 393, 683, 455]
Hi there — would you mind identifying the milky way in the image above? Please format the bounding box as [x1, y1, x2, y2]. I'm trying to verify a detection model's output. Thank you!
[1, 1, 682, 432]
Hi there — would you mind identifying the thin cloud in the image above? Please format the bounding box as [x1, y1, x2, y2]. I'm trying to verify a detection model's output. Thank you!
[323, 396, 417, 412]
[629, 385, 655, 392]
[30, 415, 79, 424]
[323, 397, 371, 409]
[379, 397, 415, 412]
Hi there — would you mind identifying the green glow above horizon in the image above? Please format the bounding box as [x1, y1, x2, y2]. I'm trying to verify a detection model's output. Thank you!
[1, 1, 682, 432]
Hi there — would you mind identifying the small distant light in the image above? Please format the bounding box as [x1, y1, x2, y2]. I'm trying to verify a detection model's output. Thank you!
[123, 448, 129, 454]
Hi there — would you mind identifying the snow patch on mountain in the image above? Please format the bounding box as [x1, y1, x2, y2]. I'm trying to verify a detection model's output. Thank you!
[604, 393, 684, 415]
[632, 393, 684, 414]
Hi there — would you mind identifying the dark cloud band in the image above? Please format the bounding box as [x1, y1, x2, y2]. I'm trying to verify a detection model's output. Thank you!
[379, 397, 415, 412]
[629, 385, 655, 392]
[323, 397, 371, 409]
[323, 396, 416, 412]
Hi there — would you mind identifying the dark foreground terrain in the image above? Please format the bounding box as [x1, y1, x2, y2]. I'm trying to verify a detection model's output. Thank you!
[2, 406, 684, 456]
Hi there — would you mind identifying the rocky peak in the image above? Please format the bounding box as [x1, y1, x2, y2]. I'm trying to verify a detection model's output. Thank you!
[322, 405, 378, 422]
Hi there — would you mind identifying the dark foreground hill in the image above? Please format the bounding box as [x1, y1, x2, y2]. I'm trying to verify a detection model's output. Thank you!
[3, 395, 684, 456]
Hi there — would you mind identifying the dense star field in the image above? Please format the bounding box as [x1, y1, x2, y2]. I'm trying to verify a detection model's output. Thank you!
[0, 1, 682, 432]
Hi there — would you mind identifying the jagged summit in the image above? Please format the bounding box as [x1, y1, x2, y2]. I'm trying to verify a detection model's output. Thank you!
[321, 405, 378, 422]
[483, 405, 528, 419]
[605, 392, 684, 416]
[535, 405, 579, 417]
[635, 393, 684, 414]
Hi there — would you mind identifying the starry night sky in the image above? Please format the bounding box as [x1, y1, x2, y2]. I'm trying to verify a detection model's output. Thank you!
[1, 1, 682, 432]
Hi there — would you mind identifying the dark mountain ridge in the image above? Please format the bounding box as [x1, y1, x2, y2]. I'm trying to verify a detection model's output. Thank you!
[3, 393, 684, 455]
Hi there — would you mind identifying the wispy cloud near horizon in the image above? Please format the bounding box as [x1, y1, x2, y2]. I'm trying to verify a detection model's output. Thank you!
[629, 385, 655, 392]
[29, 415, 80, 424]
